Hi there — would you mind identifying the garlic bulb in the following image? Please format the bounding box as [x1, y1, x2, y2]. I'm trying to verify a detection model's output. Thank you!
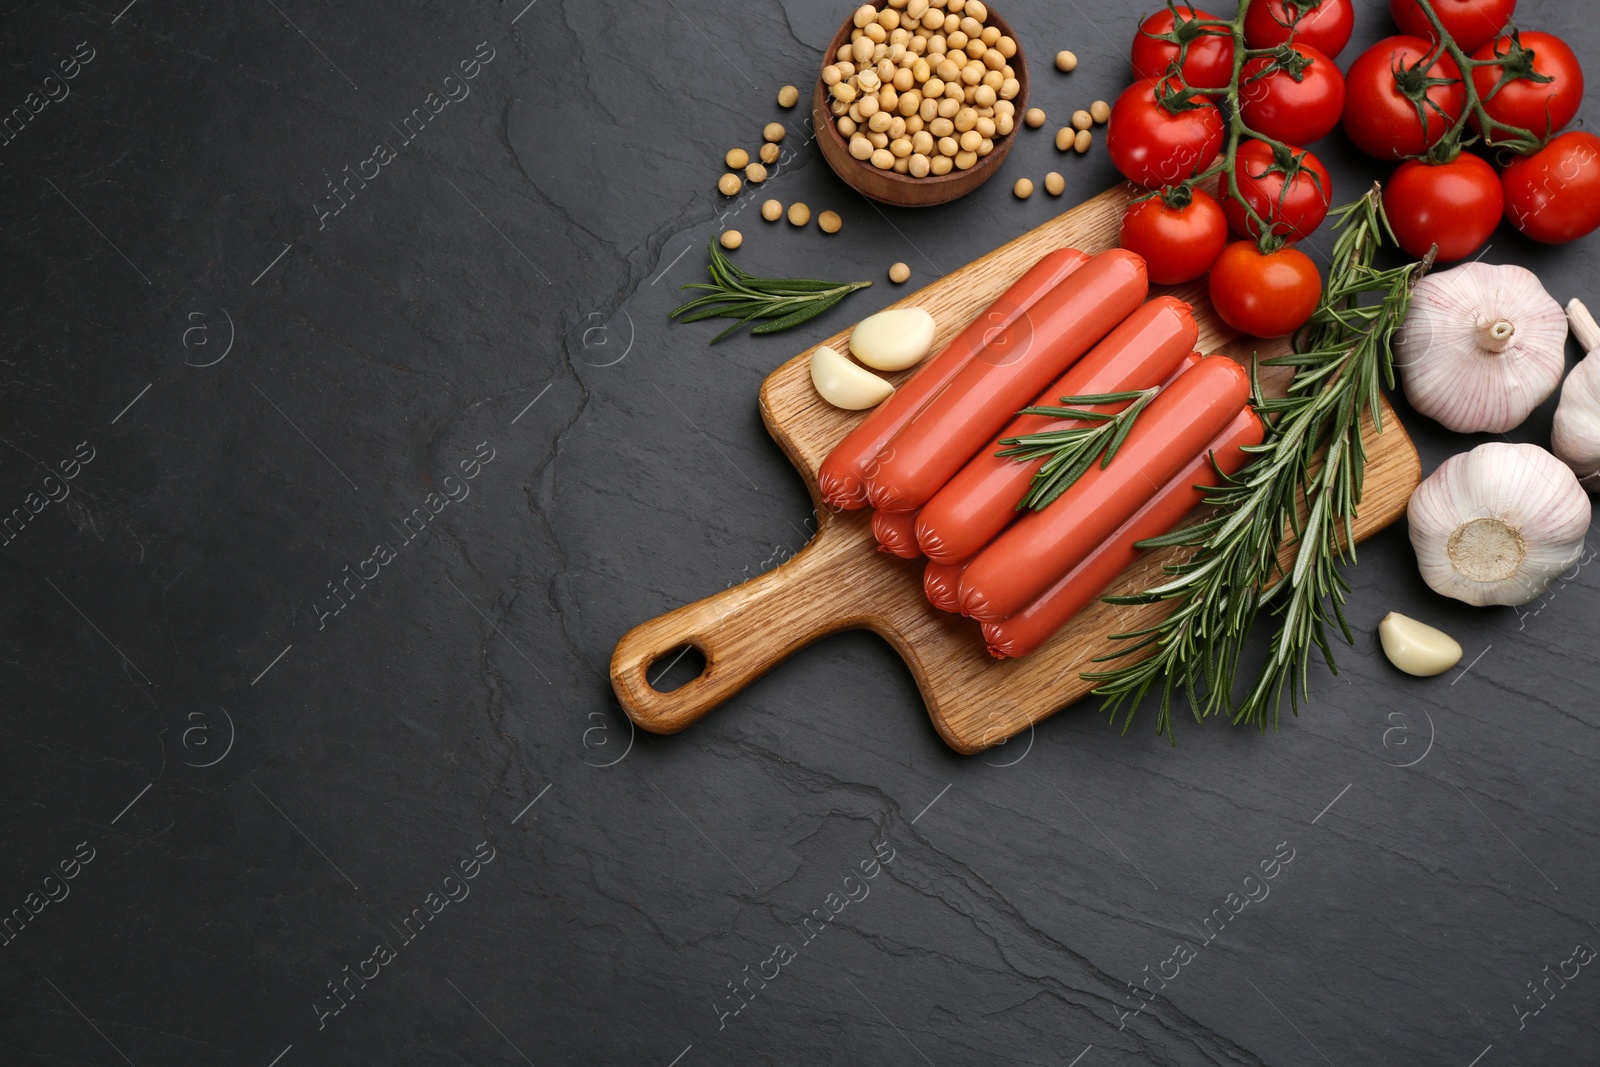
[1407, 442, 1590, 607]
[1395, 262, 1567, 433]
[1552, 298, 1600, 489]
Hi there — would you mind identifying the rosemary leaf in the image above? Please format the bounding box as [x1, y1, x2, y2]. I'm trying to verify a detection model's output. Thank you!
[669, 241, 871, 343]
[1085, 186, 1433, 741]
[998, 387, 1159, 511]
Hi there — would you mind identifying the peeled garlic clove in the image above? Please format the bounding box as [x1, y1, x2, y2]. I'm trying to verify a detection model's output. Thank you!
[1553, 298, 1600, 490]
[1407, 442, 1591, 607]
[1395, 262, 1567, 433]
[1378, 612, 1462, 677]
[811, 344, 893, 410]
[849, 307, 936, 371]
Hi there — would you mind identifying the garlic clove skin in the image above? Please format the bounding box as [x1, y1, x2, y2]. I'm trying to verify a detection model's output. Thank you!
[1407, 442, 1591, 607]
[1378, 612, 1463, 677]
[1395, 263, 1567, 433]
[849, 307, 937, 371]
[810, 344, 894, 410]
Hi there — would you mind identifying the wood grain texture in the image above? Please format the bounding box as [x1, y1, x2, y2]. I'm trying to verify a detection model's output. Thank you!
[810, 0, 1028, 208]
[611, 182, 1422, 753]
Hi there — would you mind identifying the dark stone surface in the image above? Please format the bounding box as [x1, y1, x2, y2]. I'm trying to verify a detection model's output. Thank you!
[2, 1, 1598, 1064]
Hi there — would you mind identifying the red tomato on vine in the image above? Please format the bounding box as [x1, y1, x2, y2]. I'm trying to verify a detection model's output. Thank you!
[1470, 31, 1585, 140]
[1209, 242, 1322, 338]
[1390, 0, 1515, 54]
[1106, 77, 1226, 189]
[1341, 35, 1466, 159]
[1119, 188, 1230, 285]
[1222, 140, 1333, 242]
[1383, 154, 1503, 261]
[1501, 131, 1600, 244]
[1240, 43, 1346, 144]
[1130, 5, 1235, 89]
[1242, 0, 1355, 58]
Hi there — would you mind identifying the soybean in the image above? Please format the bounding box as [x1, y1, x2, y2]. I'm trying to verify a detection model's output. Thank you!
[725, 148, 749, 169]
[761, 199, 783, 222]
[764, 122, 787, 144]
[818, 210, 843, 234]
[1055, 50, 1078, 72]
[1024, 107, 1046, 128]
[889, 261, 911, 284]
[787, 202, 811, 227]
[777, 85, 800, 108]
[1044, 171, 1064, 196]
[1074, 128, 1092, 153]
[720, 230, 743, 250]
[745, 163, 768, 183]
[1071, 109, 1092, 131]
[1089, 99, 1111, 124]
[718, 173, 742, 196]
[1013, 177, 1034, 199]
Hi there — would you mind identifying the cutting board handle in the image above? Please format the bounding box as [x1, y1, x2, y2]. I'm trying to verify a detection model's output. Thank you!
[611, 527, 867, 734]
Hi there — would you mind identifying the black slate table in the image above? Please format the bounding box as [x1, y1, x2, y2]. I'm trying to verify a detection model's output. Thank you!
[4, 1, 1598, 1064]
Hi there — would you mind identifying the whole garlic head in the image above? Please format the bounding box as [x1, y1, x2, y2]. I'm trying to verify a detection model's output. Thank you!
[1395, 262, 1567, 433]
[1407, 442, 1590, 607]
[1552, 298, 1600, 490]
[1552, 355, 1600, 489]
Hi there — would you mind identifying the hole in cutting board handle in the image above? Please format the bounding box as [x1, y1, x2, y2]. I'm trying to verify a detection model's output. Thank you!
[647, 644, 708, 693]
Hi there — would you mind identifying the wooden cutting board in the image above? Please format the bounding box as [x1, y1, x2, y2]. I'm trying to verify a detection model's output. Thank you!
[611, 183, 1422, 753]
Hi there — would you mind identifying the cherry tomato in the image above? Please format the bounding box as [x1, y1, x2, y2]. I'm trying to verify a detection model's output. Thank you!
[1470, 31, 1585, 140]
[1341, 35, 1466, 159]
[1119, 188, 1230, 285]
[1222, 140, 1333, 241]
[1243, 0, 1355, 58]
[1383, 154, 1504, 261]
[1106, 77, 1226, 189]
[1131, 6, 1235, 89]
[1390, 0, 1515, 53]
[1240, 43, 1346, 144]
[1501, 130, 1600, 244]
[1209, 242, 1322, 338]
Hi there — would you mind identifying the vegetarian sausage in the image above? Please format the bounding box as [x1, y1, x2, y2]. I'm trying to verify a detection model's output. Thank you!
[866, 249, 1149, 513]
[982, 408, 1264, 658]
[959, 354, 1252, 621]
[872, 509, 922, 558]
[818, 248, 1092, 509]
[915, 296, 1198, 563]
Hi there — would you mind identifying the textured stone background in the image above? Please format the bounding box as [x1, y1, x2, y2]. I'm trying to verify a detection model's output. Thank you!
[3, 1, 1598, 1064]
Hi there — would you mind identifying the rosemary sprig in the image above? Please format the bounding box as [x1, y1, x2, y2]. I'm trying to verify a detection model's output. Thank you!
[1085, 187, 1433, 741]
[996, 388, 1160, 511]
[669, 240, 872, 343]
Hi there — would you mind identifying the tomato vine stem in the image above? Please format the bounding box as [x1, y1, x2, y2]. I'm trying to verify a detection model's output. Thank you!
[1405, 0, 1549, 158]
[1142, 0, 1323, 253]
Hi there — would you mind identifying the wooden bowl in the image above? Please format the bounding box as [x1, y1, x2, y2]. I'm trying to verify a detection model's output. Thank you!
[812, 0, 1029, 208]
